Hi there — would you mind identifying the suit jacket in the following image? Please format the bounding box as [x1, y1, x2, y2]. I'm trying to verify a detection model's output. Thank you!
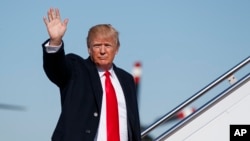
[42, 39, 141, 141]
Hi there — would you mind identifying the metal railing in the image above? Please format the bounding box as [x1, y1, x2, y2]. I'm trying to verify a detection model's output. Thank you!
[156, 72, 250, 141]
[141, 56, 250, 140]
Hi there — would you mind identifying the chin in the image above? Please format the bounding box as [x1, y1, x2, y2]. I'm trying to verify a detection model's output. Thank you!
[98, 63, 112, 70]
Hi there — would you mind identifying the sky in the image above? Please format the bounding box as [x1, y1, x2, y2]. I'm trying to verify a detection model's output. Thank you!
[0, 0, 250, 140]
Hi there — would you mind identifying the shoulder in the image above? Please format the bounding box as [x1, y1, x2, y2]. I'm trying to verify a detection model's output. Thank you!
[63, 53, 89, 72]
[114, 65, 134, 80]
[66, 53, 85, 61]
[65, 54, 96, 73]
[65, 53, 88, 65]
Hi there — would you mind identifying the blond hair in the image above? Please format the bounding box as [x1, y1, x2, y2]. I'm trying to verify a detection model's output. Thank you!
[87, 24, 120, 48]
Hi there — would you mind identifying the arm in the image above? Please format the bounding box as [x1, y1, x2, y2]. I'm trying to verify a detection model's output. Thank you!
[42, 39, 71, 88]
[42, 8, 70, 88]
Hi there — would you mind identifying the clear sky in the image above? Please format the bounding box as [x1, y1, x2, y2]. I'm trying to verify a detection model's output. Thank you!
[0, 0, 249, 140]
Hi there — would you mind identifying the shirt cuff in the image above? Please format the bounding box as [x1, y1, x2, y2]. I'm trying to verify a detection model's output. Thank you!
[44, 42, 62, 53]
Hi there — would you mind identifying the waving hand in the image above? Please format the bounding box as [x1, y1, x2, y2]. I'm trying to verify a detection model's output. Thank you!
[43, 8, 69, 46]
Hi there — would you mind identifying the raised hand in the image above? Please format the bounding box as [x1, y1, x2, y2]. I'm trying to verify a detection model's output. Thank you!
[43, 8, 69, 46]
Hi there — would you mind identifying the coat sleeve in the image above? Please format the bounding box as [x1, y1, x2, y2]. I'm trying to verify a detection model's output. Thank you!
[42, 39, 71, 88]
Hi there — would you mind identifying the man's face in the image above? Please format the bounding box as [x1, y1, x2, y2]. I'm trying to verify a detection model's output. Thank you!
[88, 36, 119, 70]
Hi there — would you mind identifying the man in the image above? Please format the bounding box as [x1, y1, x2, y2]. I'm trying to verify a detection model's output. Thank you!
[42, 8, 141, 141]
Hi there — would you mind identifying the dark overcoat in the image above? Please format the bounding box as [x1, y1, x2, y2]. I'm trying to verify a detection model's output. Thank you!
[42, 40, 141, 141]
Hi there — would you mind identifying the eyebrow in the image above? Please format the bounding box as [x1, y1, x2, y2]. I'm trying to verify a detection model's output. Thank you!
[93, 42, 112, 46]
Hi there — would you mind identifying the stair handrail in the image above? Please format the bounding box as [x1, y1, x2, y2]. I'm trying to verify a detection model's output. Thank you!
[156, 72, 250, 141]
[141, 56, 250, 139]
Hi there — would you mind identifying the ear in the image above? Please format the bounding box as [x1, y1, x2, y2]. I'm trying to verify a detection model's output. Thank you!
[88, 47, 91, 55]
[115, 47, 119, 55]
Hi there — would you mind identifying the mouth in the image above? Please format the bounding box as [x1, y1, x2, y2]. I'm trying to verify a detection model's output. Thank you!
[98, 56, 107, 60]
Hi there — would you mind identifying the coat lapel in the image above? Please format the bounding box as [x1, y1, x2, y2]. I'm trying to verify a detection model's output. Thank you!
[85, 57, 103, 112]
[113, 65, 136, 140]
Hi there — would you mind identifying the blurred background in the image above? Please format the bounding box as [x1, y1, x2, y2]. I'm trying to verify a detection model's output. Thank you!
[0, 0, 249, 140]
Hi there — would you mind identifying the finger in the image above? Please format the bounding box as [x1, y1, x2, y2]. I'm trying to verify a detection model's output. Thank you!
[48, 9, 53, 22]
[55, 8, 61, 20]
[51, 8, 56, 20]
[43, 16, 49, 26]
[63, 18, 69, 26]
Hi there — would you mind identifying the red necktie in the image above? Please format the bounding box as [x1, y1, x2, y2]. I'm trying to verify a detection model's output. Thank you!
[105, 71, 120, 141]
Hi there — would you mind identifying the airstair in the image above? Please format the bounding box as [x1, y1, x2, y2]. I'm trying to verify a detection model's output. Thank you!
[141, 56, 250, 141]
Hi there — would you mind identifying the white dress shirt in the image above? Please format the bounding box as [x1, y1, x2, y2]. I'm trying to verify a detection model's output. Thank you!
[95, 69, 128, 141]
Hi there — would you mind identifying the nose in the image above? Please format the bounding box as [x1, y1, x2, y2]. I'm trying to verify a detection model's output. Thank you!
[100, 45, 106, 54]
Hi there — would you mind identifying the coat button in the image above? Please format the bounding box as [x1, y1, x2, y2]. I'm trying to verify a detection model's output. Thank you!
[85, 129, 91, 134]
[93, 112, 98, 117]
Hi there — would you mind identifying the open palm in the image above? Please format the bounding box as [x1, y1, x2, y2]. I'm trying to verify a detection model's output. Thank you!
[43, 8, 69, 46]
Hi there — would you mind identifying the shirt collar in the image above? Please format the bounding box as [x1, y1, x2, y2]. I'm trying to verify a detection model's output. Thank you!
[97, 66, 115, 78]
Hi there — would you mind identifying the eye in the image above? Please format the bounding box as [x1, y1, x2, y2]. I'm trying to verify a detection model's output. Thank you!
[92, 44, 101, 48]
[104, 43, 112, 48]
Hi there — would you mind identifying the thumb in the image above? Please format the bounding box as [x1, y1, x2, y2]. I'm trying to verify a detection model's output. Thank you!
[63, 18, 69, 26]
